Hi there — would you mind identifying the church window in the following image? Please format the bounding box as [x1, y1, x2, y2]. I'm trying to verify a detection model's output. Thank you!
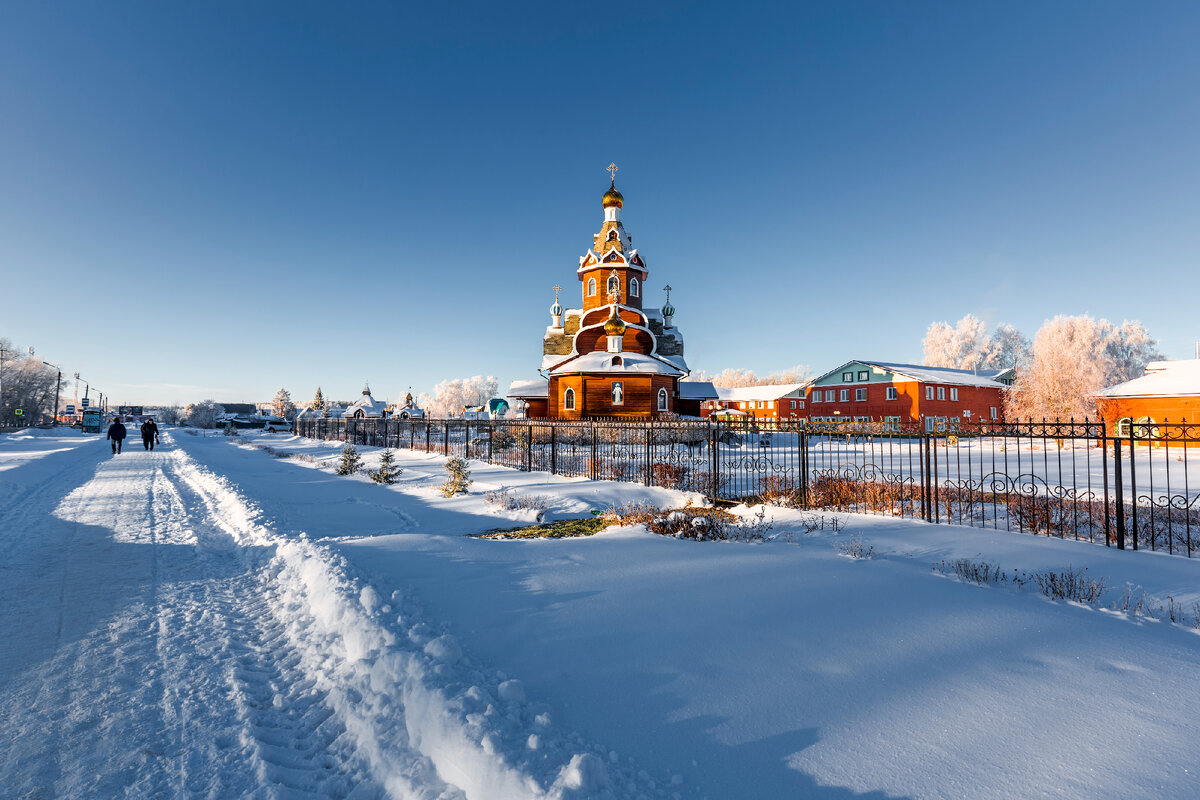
[629, 277, 639, 297]
[564, 387, 575, 411]
[611, 382, 624, 406]
[607, 275, 620, 296]
[607, 229, 618, 241]
[611, 356, 623, 366]
[657, 388, 668, 411]
[603, 251, 623, 263]
[587, 278, 597, 297]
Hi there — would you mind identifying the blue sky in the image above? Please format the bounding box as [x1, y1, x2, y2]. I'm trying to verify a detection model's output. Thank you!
[1, 1, 1197, 406]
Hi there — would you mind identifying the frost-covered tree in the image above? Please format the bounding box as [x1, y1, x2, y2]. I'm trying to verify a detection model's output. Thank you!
[922, 315, 990, 370]
[419, 376, 499, 417]
[440, 456, 472, 496]
[685, 365, 811, 387]
[980, 323, 1032, 371]
[1004, 315, 1161, 421]
[0, 337, 59, 423]
[311, 387, 327, 412]
[1103, 320, 1163, 384]
[923, 315, 1032, 372]
[272, 388, 296, 419]
[186, 399, 224, 429]
[156, 405, 182, 425]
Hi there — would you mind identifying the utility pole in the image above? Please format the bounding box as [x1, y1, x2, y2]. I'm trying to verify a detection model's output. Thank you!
[0, 344, 9, 424]
[42, 361, 61, 425]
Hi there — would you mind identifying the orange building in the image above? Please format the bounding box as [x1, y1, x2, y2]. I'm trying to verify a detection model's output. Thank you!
[1093, 360, 1200, 439]
[508, 167, 715, 419]
[700, 383, 812, 421]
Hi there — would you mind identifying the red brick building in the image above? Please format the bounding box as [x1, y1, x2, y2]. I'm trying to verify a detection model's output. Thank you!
[699, 383, 811, 421]
[805, 361, 1013, 430]
[508, 169, 716, 419]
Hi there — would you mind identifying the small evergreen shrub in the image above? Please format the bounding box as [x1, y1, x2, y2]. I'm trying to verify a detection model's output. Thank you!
[370, 449, 401, 484]
[336, 443, 362, 475]
[441, 457, 472, 497]
[223, 421, 239, 437]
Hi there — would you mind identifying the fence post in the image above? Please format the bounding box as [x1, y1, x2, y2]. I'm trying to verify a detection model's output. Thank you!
[526, 424, 533, 472]
[710, 419, 721, 505]
[1114, 436, 1125, 549]
[645, 424, 652, 487]
[1128, 424, 1138, 551]
[921, 433, 933, 523]
[425, 421, 431, 453]
[488, 423, 494, 463]
[444, 423, 449, 456]
[1101, 421, 1111, 547]
[799, 427, 809, 509]
[590, 424, 598, 480]
[550, 423, 557, 475]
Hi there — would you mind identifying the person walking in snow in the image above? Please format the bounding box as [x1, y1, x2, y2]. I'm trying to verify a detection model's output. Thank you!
[107, 418, 127, 454]
[140, 419, 158, 451]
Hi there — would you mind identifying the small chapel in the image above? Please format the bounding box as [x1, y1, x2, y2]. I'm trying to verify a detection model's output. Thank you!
[508, 166, 716, 419]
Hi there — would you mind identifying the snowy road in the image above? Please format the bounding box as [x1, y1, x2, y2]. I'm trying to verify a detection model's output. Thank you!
[0, 431, 387, 798]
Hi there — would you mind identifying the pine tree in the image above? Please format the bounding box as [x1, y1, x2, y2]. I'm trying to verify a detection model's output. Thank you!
[336, 443, 362, 475]
[312, 387, 327, 412]
[370, 449, 401, 484]
[440, 456, 472, 497]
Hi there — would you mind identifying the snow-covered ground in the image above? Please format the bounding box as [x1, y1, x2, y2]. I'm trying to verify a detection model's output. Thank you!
[4, 427, 1200, 799]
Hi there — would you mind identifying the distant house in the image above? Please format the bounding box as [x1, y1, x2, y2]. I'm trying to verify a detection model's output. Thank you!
[806, 361, 1013, 430]
[700, 382, 810, 421]
[1093, 360, 1200, 438]
[345, 383, 388, 419]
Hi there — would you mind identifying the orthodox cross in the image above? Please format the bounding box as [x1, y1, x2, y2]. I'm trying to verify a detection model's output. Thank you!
[663, 284, 673, 302]
[607, 162, 619, 182]
[552, 283, 562, 303]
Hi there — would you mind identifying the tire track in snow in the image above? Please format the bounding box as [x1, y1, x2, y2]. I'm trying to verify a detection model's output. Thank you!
[0, 436, 388, 799]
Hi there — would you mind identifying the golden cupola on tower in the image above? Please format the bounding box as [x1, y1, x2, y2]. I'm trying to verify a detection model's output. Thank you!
[603, 304, 627, 336]
[601, 182, 624, 209]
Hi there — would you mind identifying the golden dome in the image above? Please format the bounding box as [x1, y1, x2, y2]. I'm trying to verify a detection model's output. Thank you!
[602, 182, 624, 209]
[603, 305, 627, 336]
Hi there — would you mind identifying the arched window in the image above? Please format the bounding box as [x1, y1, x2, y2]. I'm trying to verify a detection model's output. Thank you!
[1116, 417, 1132, 437]
[657, 388, 668, 411]
[629, 277, 639, 297]
[607, 275, 620, 296]
[587, 278, 597, 297]
[564, 387, 575, 411]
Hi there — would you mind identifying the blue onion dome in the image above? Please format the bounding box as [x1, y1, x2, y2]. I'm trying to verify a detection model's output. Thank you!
[550, 300, 563, 316]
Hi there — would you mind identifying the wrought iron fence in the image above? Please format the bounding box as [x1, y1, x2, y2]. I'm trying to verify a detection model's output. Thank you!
[294, 416, 1200, 557]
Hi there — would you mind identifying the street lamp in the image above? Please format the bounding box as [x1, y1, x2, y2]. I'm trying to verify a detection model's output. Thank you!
[42, 361, 62, 425]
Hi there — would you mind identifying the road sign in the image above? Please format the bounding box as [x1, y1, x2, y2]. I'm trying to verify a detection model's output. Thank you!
[14, 409, 23, 416]
[81, 397, 90, 408]
[66, 404, 76, 414]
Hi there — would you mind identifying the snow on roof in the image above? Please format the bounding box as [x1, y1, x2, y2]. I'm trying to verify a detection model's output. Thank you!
[541, 354, 569, 372]
[550, 351, 684, 377]
[714, 382, 811, 402]
[507, 379, 548, 398]
[677, 381, 718, 400]
[816, 361, 1011, 389]
[346, 393, 389, 418]
[1095, 360, 1200, 398]
[656, 354, 690, 373]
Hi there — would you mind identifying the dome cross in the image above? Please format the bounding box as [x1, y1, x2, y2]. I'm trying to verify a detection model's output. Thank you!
[607, 162, 619, 183]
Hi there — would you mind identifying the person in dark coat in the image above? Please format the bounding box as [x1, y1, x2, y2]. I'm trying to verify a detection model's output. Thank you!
[141, 419, 159, 450]
[107, 419, 127, 454]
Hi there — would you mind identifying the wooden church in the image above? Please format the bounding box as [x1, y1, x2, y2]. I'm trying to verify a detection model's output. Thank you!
[508, 166, 715, 419]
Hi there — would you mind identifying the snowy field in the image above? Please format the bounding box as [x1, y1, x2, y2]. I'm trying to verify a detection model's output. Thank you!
[3, 427, 1200, 799]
